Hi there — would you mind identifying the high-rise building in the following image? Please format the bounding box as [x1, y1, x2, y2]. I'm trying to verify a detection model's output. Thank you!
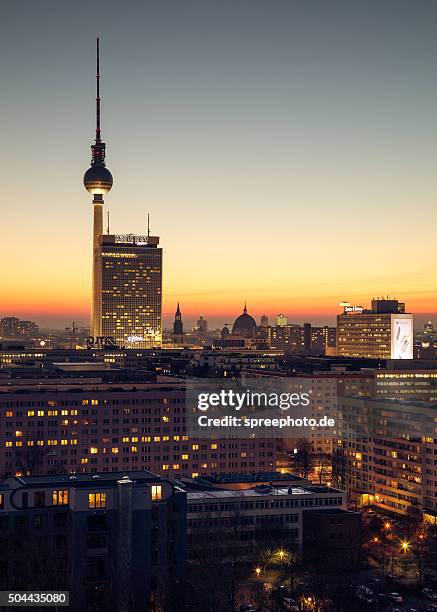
[276, 313, 288, 327]
[83, 40, 162, 348]
[260, 315, 269, 327]
[337, 395, 437, 518]
[424, 320, 435, 335]
[196, 315, 208, 333]
[0, 318, 20, 338]
[0, 318, 39, 339]
[98, 233, 162, 349]
[336, 298, 413, 359]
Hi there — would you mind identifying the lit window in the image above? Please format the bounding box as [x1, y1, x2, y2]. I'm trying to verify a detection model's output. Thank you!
[192, 472, 199, 478]
[181, 454, 189, 460]
[88, 492, 106, 509]
[27, 410, 35, 417]
[211, 444, 218, 450]
[111, 447, 119, 454]
[90, 447, 98, 454]
[192, 444, 199, 450]
[52, 490, 69, 506]
[0, 494, 4, 509]
[151, 485, 162, 501]
[162, 464, 169, 471]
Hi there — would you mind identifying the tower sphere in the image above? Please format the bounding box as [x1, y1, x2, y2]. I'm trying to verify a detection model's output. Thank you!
[83, 165, 113, 195]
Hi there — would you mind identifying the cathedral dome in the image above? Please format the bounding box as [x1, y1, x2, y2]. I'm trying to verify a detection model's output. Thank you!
[232, 304, 257, 337]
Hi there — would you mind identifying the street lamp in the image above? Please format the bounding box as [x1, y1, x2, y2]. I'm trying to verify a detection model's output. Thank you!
[401, 540, 410, 553]
[255, 567, 261, 578]
[384, 521, 391, 530]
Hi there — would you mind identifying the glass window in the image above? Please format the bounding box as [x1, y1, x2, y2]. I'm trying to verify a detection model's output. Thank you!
[88, 492, 106, 509]
[151, 485, 162, 501]
[52, 490, 69, 506]
[34, 491, 45, 507]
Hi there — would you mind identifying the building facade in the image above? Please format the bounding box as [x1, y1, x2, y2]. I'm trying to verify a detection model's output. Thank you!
[97, 233, 162, 349]
[186, 482, 347, 558]
[0, 378, 276, 479]
[336, 299, 413, 359]
[0, 471, 186, 612]
[336, 395, 437, 518]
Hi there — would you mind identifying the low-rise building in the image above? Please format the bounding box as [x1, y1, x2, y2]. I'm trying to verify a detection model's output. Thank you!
[184, 481, 346, 559]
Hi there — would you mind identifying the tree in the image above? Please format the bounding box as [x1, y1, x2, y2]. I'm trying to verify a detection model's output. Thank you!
[314, 452, 332, 485]
[293, 438, 315, 479]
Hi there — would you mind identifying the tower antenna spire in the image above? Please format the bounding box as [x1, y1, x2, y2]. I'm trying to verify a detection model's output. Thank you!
[147, 213, 150, 238]
[107, 210, 110, 234]
[96, 37, 101, 144]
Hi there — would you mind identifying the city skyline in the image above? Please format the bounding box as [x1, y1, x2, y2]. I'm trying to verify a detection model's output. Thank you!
[2, 1, 437, 328]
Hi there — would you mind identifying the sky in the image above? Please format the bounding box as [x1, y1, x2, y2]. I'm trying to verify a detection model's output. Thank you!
[1, 0, 437, 329]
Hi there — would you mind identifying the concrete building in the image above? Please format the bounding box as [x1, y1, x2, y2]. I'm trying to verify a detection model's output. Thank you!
[336, 395, 437, 519]
[336, 299, 413, 359]
[185, 481, 347, 558]
[0, 471, 186, 612]
[0, 318, 39, 339]
[0, 376, 276, 479]
[267, 324, 336, 354]
[95, 233, 163, 349]
[303, 508, 361, 565]
[190, 351, 278, 374]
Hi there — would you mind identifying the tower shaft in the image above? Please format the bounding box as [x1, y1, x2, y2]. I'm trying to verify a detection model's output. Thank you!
[91, 197, 104, 338]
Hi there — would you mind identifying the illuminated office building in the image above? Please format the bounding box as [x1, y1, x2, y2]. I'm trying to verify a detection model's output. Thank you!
[99, 233, 162, 348]
[336, 298, 413, 359]
[83, 40, 162, 348]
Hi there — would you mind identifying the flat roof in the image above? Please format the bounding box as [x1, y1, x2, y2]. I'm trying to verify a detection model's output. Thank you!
[195, 472, 305, 484]
[187, 486, 313, 501]
[4, 470, 162, 488]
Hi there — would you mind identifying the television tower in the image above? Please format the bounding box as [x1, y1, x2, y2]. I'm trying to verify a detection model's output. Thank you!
[83, 38, 113, 337]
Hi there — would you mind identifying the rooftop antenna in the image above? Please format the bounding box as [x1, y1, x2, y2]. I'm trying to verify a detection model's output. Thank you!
[147, 213, 150, 238]
[107, 210, 110, 234]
